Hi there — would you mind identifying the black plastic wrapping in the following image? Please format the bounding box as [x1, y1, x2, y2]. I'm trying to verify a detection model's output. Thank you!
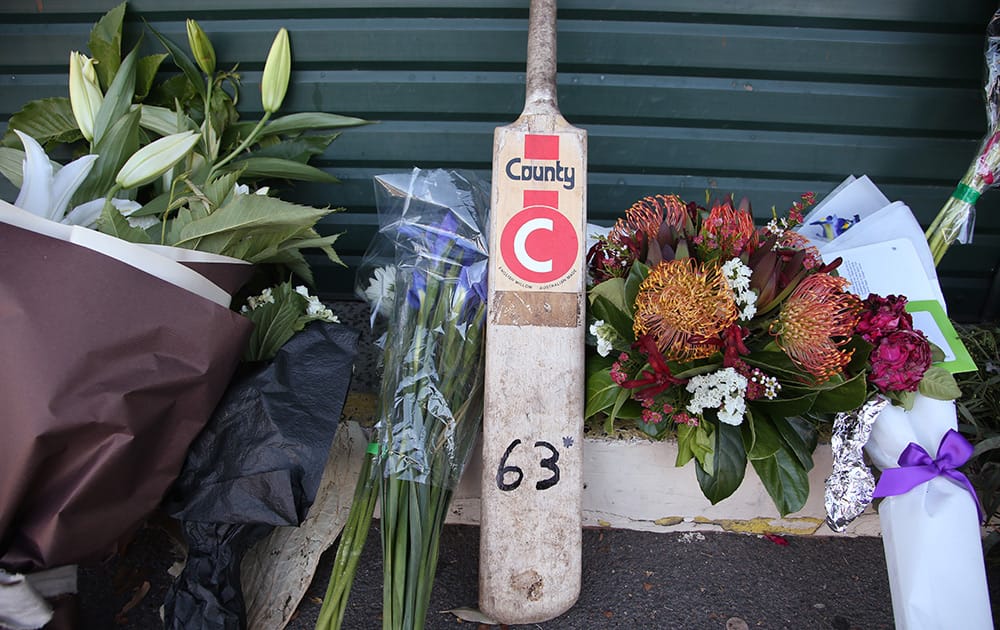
[161, 321, 360, 630]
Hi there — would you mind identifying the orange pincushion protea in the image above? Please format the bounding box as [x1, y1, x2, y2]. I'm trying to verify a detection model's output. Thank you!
[609, 193, 688, 242]
[770, 273, 862, 382]
[698, 197, 757, 258]
[633, 258, 739, 362]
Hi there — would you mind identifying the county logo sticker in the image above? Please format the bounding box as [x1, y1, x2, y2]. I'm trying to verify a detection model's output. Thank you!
[499, 190, 578, 285]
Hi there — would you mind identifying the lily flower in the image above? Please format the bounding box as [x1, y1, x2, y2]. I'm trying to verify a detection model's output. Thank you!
[12, 130, 138, 228]
[68, 51, 103, 143]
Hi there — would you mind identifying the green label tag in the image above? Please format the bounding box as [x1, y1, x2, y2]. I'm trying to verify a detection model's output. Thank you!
[951, 183, 981, 205]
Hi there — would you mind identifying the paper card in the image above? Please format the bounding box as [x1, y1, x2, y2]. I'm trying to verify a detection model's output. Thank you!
[798, 175, 890, 243]
[906, 300, 977, 374]
[824, 237, 942, 305]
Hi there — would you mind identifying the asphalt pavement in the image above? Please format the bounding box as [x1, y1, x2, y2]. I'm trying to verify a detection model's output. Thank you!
[71, 300, 1000, 629]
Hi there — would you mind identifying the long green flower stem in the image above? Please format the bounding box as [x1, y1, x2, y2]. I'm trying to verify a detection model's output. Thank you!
[314, 448, 379, 630]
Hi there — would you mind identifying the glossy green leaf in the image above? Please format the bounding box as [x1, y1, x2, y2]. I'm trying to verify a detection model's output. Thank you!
[588, 290, 634, 344]
[248, 134, 341, 164]
[772, 415, 815, 471]
[749, 391, 817, 418]
[585, 363, 620, 419]
[742, 410, 782, 461]
[624, 261, 649, 313]
[751, 444, 811, 516]
[811, 369, 869, 413]
[695, 420, 747, 504]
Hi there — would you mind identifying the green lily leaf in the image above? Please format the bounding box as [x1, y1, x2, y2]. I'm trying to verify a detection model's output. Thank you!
[145, 19, 207, 101]
[223, 157, 340, 183]
[750, 443, 811, 516]
[695, 420, 747, 504]
[75, 107, 140, 204]
[260, 112, 371, 137]
[92, 45, 138, 147]
[248, 134, 342, 164]
[3, 98, 83, 148]
[88, 1, 125, 89]
[0, 148, 25, 187]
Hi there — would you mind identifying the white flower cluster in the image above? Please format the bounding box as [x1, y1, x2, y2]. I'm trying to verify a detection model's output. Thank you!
[589, 319, 617, 357]
[295, 285, 340, 322]
[241, 287, 275, 312]
[722, 258, 757, 320]
[685, 367, 749, 426]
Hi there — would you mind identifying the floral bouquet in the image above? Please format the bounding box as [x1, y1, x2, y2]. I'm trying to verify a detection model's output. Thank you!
[0, 5, 366, 627]
[316, 169, 489, 630]
[584, 192, 959, 515]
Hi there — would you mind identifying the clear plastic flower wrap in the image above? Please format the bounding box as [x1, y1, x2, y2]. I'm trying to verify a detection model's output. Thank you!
[926, 8, 1000, 263]
[317, 168, 490, 630]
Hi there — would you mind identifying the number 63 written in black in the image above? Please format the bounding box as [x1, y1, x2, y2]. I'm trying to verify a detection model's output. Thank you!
[495, 439, 560, 491]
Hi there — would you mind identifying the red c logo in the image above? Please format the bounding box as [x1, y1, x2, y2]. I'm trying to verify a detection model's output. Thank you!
[499, 204, 578, 284]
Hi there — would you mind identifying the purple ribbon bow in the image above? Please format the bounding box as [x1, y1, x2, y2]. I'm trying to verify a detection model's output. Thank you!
[872, 429, 985, 522]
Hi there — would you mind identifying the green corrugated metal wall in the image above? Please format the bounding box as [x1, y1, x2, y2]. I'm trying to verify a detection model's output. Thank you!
[2, 1, 999, 322]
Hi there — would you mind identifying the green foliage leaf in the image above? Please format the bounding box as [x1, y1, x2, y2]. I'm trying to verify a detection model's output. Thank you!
[241, 283, 308, 362]
[750, 391, 816, 419]
[88, 1, 126, 89]
[136, 53, 169, 100]
[585, 360, 620, 419]
[224, 157, 340, 183]
[92, 46, 138, 147]
[97, 200, 152, 243]
[170, 193, 332, 258]
[677, 422, 714, 469]
[249, 134, 341, 163]
[744, 350, 807, 382]
[4, 98, 83, 148]
[260, 112, 371, 137]
[695, 420, 747, 504]
[750, 443, 811, 516]
[919, 365, 963, 401]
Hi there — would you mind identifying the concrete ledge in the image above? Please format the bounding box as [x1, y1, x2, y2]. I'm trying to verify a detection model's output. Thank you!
[446, 434, 880, 537]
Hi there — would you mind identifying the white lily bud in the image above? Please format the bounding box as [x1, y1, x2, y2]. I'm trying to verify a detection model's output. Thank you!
[261, 28, 290, 113]
[186, 19, 217, 75]
[68, 51, 104, 142]
[115, 131, 201, 189]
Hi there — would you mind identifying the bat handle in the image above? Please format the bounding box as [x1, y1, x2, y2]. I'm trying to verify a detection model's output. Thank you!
[524, 0, 558, 115]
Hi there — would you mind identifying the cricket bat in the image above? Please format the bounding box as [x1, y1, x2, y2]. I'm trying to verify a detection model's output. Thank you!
[479, 0, 587, 623]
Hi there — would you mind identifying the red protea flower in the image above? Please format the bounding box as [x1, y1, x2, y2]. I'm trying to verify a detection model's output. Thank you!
[770, 273, 862, 383]
[697, 196, 757, 259]
[633, 258, 739, 362]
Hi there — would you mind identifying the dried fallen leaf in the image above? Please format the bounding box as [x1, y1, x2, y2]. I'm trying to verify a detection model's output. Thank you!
[603, 610, 614, 618]
[114, 580, 150, 624]
[310, 596, 324, 605]
[643, 582, 654, 591]
[443, 607, 500, 624]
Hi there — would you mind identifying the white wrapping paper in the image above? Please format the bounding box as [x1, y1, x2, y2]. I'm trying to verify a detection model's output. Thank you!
[864, 394, 993, 630]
